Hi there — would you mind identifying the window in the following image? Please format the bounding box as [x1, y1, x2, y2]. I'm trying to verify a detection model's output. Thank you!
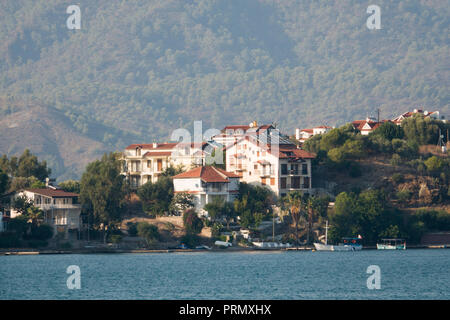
[281, 164, 288, 175]
[303, 177, 310, 189]
[261, 178, 267, 185]
[280, 178, 287, 189]
[302, 164, 308, 175]
[270, 178, 275, 185]
[147, 160, 152, 168]
[254, 164, 258, 169]
[291, 164, 299, 174]
[292, 177, 300, 189]
[136, 147, 141, 156]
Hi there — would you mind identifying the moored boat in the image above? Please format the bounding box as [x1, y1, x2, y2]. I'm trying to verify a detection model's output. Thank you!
[377, 238, 406, 250]
[313, 221, 363, 251]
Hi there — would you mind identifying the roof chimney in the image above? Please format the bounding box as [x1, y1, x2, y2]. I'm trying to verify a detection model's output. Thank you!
[153, 142, 158, 148]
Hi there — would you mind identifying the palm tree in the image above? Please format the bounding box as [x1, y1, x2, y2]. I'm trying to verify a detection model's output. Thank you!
[284, 191, 305, 248]
[26, 206, 44, 226]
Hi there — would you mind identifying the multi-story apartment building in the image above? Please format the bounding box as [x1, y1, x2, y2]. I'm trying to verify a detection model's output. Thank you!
[173, 166, 240, 216]
[122, 142, 208, 188]
[211, 121, 275, 148]
[7, 188, 82, 239]
[225, 127, 315, 197]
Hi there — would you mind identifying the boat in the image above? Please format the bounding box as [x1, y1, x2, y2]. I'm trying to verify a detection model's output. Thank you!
[377, 238, 406, 250]
[313, 221, 363, 251]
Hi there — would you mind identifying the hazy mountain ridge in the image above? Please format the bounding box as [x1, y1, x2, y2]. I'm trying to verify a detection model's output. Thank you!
[0, 0, 448, 179]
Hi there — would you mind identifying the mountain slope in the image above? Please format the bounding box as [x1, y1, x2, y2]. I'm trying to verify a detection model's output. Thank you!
[0, 0, 448, 179]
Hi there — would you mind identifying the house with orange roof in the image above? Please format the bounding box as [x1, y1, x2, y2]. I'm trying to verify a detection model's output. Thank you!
[122, 142, 208, 188]
[295, 125, 333, 143]
[392, 108, 444, 125]
[173, 166, 240, 215]
[211, 121, 275, 148]
[225, 128, 316, 197]
[6, 187, 82, 239]
[351, 117, 386, 135]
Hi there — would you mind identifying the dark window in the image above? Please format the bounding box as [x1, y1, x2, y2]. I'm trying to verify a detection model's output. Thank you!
[302, 164, 308, 175]
[291, 176, 300, 189]
[280, 177, 287, 189]
[281, 164, 288, 175]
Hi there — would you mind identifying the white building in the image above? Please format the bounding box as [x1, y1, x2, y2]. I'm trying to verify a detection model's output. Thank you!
[295, 125, 333, 143]
[7, 188, 82, 239]
[173, 166, 240, 216]
[211, 121, 275, 148]
[225, 128, 316, 197]
[351, 118, 384, 135]
[393, 109, 445, 125]
[122, 142, 208, 188]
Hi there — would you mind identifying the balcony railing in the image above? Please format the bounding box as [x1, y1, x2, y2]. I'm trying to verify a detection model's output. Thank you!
[37, 204, 81, 210]
[255, 169, 274, 176]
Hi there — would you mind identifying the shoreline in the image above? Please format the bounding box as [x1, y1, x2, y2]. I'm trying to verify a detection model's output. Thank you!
[1, 244, 449, 256]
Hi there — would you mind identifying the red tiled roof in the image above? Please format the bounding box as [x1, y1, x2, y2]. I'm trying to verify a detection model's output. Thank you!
[126, 142, 207, 151]
[301, 129, 314, 134]
[173, 166, 239, 183]
[279, 149, 316, 159]
[25, 188, 79, 198]
[125, 143, 178, 150]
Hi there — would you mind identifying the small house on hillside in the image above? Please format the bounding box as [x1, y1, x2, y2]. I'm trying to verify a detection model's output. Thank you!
[5, 188, 82, 239]
[173, 166, 240, 216]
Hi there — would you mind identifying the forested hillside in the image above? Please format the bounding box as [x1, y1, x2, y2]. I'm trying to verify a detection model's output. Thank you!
[0, 0, 448, 179]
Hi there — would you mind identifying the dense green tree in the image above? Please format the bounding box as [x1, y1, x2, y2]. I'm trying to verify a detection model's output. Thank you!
[170, 192, 195, 215]
[80, 152, 126, 243]
[329, 190, 403, 245]
[402, 116, 441, 146]
[15, 149, 51, 181]
[58, 180, 81, 194]
[204, 198, 237, 230]
[137, 176, 174, 216]
[372, 122, 404, 140]
[0, 169, 8, 195]
[234, 183, 274, 228]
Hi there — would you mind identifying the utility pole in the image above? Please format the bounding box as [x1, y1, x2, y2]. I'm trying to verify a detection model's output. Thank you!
[272, 212, 275, 242]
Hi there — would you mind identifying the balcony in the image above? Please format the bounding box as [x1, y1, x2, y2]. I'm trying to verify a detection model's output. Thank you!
[37, 204, 81, 210]
[255, 169, 274, 177]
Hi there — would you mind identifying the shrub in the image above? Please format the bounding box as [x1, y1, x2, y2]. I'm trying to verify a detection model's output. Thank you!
[391, 173, 404, 184]
[390, 154, 402, 166]
[30, 224, 53, 240]
[137, 222, 159, 246]
[109, 234, 123, 244]
[183, 209, 204, 235]
[0, 232, 22, 248]
[396, 189, 412, 203]
[126, 222, 138, 236]
[180, 234, 200, 248]
[60, 242, 72, 249]
[27, 240, 48, 248]
[7, 216, 29, 237]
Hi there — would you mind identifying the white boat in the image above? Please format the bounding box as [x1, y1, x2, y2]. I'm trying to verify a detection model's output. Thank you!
[313, 221, 363, 251]
[377, 238, 406, 250]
